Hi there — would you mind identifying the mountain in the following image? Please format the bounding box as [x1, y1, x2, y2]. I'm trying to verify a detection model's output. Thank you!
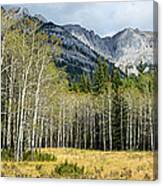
[39, 22, 100, 77]
[2, 6, 157, 77]
[64, 25, 157, 76]
[64, 24, 112, 59]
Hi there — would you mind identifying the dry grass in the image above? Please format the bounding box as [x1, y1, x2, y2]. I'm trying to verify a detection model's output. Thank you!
[1, 148, 157, 180]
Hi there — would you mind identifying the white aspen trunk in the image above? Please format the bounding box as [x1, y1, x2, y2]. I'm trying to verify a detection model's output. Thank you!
[2, 78, 8, 148]
[50, 117, 53, 148]
[31, 56, 46, 160]
[99, 113, 102, 149]
[2, 117, 6, 148]
[133, 109, 137, 150]
[129, 105, 133, 150]
[17, 33, 35, 161]
[7, 57, 14, 148]
[16, 86, 21, 142]
[79, 105, 82, 149]
[137, 104, 141, 149]
[70, 104, 73, 147]
[126, 111, 129, 150]
[102, 99, 106, 151]
[58, 103, 62, 147]
[62, 100, 65, 148]
[75, 100, 79, 148]
[70, 124, 73, 147]
[13, 111, 17, 159]
[66, 126, 69, 148]
[93, 110, 96, 149]
[57, 126, 60, 148]
[90, 106, 93, 149]
[39, 117, 44, 150]
[108, 96, 112, 151]
[45, 121, 48, 148]
[120, 97, 124, 150]
[84, 105, 87, 149]
[149, 99, 154, 151]
[143, 105, 147, 151]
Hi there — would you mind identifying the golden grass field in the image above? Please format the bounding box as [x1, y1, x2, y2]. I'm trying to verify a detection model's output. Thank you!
[1, 148, 157, 180]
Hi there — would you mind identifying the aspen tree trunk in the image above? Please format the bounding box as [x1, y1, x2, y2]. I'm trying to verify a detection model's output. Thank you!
[137, 104, 142, 149]
[17, 33, 35, 161]
[16, 85, 21, 143]
[7, 57, 14, 149]
[50, 117, 53, 148]
[45, 121, 48, 148]
[66, 126, 69, 148]
[57, 126, 60, 148]
[99, 114, 102, 149]
[2, 118, 6, 148]
[57, 103, 62, 147]
[90, 107, 93, 149]
[143, 105, 147, 151]
[75, 100, 79, 148]
[126, 111, 129, 150]
[79, 108, 82, 149]
[31, 56, 46, 160]
[26, 110, 31, 151]
[133, 109, 137, 150]
[62, 100, 65, 148]
[13, 111, 17, 159]
[108, 96, 112, 150]
[149, 99, 154, 151]
[140, 106, 144, 149]
[39, 117, 44, 151]
[70, 104, 73, 147]
[120, 97, 124, 150]
[2, 78, 8, 148]
[84, 105, 87, 149]
[93, 111, 96, 149]
[129, 106, 133, 150]
[102, 99, 106, 151]
[70, 123, 73, 147]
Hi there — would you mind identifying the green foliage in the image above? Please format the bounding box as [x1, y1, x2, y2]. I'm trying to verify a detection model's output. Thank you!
[111, 68, 123, 91]
[93, 57, 110, 93]
[55, 160, 84, 178]
[1, 149, 15, 161]
[137, 61, 147, 74]
[23, 150, 57, 161]
[79, 73, 92, 93]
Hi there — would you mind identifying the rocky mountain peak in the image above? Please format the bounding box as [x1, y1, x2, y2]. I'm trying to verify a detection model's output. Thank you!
[34, 14, 47, 23]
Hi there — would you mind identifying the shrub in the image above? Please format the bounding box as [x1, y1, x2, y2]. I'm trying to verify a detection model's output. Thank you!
[1, 149, 14, 161]
[35, 164, 42, 171]
[23, 150, 57, 161]
[55, 160, 84, 178]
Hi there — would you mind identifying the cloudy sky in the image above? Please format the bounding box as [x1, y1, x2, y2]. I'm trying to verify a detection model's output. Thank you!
[7, 1, 154, 36]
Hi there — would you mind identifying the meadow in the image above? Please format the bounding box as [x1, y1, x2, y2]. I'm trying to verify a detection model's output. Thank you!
[1, 148, 156, 180]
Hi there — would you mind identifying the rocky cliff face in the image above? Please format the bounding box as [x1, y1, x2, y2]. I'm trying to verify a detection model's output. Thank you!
[2, 6, 157, 76]
[64, 25, 157, 75]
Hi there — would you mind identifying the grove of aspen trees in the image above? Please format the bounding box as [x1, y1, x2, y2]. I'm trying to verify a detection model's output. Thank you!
[1, 9, 157, 162]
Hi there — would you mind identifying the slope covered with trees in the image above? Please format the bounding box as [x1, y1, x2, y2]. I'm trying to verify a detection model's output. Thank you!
[1, 8, 157, 162]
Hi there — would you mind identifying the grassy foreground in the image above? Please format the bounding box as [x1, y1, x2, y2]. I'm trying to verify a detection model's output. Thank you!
[1, 148, 156, 180]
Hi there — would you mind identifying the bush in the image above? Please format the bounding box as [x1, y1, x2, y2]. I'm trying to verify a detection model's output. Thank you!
[1, 149, 14, 161]
[23, 150, 57, 161]
[35, 164, 42, 171]
[55, 160, 84, 178]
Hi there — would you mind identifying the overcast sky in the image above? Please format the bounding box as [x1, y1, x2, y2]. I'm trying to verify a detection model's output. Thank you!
[6, 1, 154, 37]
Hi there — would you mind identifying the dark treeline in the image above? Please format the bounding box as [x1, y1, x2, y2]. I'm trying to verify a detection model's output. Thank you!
[1, 9, 157, 161]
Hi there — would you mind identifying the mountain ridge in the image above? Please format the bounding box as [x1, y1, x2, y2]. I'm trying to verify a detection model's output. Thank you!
[2, 6, 157, 76]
